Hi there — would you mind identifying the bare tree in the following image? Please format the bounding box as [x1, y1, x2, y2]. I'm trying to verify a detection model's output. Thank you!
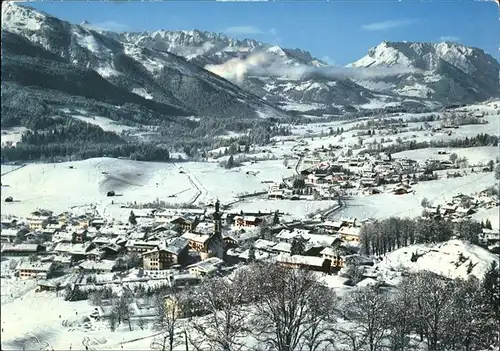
[387, 277, 418, 351]
[449, 153, 458, 164]
[151, 289, 185, 351]
[247, 262, 337, 351]
[444, 277, 491, 351]
[407, 271, 455, 351]
[338, 285, 390, 351]
[189, 272, 250, 351]
[112, 294, 133, 331]
[88, 290, 103, 306]
[420, 197, 430, 209]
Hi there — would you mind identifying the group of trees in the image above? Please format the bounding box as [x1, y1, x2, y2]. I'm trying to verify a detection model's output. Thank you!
[359, 217, 483, 256]
[375, 133, 499, 155]
[148, 261, 499, 351]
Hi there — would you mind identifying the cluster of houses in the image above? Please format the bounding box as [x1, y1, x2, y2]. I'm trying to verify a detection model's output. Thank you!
[1, 196, 366, 288]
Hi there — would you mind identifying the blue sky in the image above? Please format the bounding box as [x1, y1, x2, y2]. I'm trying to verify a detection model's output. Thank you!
[26, 1, 498, 65]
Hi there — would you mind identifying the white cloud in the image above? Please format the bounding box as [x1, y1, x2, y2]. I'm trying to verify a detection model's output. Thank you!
[223, 25, 264, 35]
[321, 56, 336, 65]
[361, 19, 414, 31]
[439, 36, 460, 42]
[90, 21, 130, 32]
[205, 52, 419, 84]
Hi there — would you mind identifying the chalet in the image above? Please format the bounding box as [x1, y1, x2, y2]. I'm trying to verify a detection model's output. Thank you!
[320, 247, 345, 267]
[253, 239, 277, 253]
[78, 260, 117, 274]
[363, 187, 381, 196]
[142, 237, 189, 270]
[28, 217, 49, 231]
[181, 232, 224, 260]
[479, 229, 500, 246]
[188, 257, 224, 277]
[36, 280, 62, 292]
[125, 240, 161, 254]
[234, 216, 263, 228]
[1, 217, 19, 228]
[17, 261, 54, 279]
[1, 243, 45, 256]
[271, 242, 292, 255]
[54, 242, 91, 261]
[222, 231, 259, 249]
[393, 186, 410, 195]
[99, 225, 130, 237]
[321, 220, 344, 233]
[277, 255, 331, 274]
[1, 228, 19, 243]
[268, 184, 285, 199]
[276, 228, 310, 244]
[441, 204, 458, 215]
[170, 214, 200, 232]
[85, 248, 105, 261]
[90, 218, 106, 228]
[77, 215, 91, 228]
[338, 226, 361, 242]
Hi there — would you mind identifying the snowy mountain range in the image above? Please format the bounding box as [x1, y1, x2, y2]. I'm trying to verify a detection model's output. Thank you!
[2, 2, 499, 122]
[107, 28, 500, 113]
[1, 2, 286, 123]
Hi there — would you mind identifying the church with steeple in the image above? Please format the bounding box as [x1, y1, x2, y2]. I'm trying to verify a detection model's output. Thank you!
[207, 199, 224, 259]
[181, 199, 224, 260]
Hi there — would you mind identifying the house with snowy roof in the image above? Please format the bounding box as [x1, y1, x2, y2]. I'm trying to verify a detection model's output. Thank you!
[188, 257, 224, 277]
[338, 226, 361, 242]
[1, 243, 45, 256]
[142, 237, 189, 270]
[1, 228, 19, 243]
[277, 254, 331, 273]
[17, 261, 54, 279]
[77, 259, 117, 273]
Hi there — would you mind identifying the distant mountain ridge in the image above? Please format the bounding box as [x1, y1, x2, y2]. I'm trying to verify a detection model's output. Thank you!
[109, 30, 500, 113]
[1, 2, 287, 121]
[1, 1, 499, 121]
[349, 41, 500, 104]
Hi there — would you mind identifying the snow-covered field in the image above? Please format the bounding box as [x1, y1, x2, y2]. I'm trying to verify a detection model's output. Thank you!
[0, 158, 296, 219]
[0, 158, 194, 217]
[71, 115, 134, 134]
[1, 127, 28, 146]
[376, 240, 499, 281]
[332, 172, 496, 220]
[393, 146, 500, 165]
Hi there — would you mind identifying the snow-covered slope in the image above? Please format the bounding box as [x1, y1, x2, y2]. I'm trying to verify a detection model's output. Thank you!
[376, 240, 499, 280]
[350, 41, 500, 104]
[1, 2, 286, 120]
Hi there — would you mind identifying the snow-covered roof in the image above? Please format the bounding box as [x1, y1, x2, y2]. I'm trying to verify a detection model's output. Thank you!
[53, 242, 89, 255]
[0, 228, 18, 237]
[188, 257, 224, 274]
[253, 239, 277, 250]
[17, 261, 53, 272]
[78, 260, 116, 271]
[154, 237, 189, 255]
[338, 226, 361, 237]
[278, 254, 327, 267]
[182, 232, 210, 244]
[2, 243, 40, 252]
[272, 242, 292, 253]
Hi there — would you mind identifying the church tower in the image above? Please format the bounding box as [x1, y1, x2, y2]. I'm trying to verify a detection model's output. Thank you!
[213, 199, 222, 235]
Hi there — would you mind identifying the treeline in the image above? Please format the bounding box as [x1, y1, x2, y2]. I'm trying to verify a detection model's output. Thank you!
[1, 142, 170, 163]
[375, 133, 499, 155]
[142, 261, 499, 351]
[360, 217, 482, 256]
